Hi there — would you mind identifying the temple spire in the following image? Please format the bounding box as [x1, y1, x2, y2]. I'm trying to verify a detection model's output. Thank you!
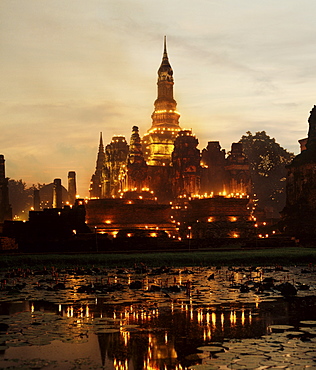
[89, 133, 105, 199]
[143, 37, 181, 166]
[163, 35, 168, 60]
[158, 36, 173, 82]
[99, 132, 104, 152]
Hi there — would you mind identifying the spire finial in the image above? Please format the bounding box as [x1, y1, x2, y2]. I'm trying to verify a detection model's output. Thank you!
[99, 132, 104, 152]
[163, 36, 168, 60]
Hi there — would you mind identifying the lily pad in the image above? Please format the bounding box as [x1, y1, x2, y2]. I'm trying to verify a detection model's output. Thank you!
[268, 325, 294, 333]
[197, 346, 224, 353]
[300, 320, 316, 326]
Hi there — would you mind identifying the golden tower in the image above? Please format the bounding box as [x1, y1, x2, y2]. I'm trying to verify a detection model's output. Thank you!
[143, 37, 181, 166]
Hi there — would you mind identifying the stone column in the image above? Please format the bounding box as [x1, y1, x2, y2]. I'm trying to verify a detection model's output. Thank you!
[53, 178, 62, 209]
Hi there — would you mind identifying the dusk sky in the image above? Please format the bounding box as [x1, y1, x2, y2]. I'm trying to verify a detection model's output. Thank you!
[1, 1, 316, 197]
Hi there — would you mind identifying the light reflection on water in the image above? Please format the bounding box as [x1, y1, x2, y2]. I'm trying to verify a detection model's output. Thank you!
[0, 265, 316, 369]
[1, 296, 316, 369]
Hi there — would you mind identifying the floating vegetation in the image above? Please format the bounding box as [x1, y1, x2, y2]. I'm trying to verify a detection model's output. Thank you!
[0, 263, 315, 369]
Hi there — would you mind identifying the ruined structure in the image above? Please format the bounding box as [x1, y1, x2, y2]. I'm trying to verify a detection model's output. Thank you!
[125, 126, 148, 193]
[0, 155, 12, 223]
[282, 106, 316, 239]
[172, 130, 201, 198]
[100, 136, 129, 198]
[52, 178, 62, 209]
[88, 38, 253, 239]
[68, 171, 77, 205]
[225, 143, 251, 195]
[89, 133, 106, 199]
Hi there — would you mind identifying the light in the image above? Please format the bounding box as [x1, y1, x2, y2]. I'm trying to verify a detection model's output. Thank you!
[105, 220, 112, 224]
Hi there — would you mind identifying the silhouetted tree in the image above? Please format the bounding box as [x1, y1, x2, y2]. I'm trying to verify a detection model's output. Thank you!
[240, 131, 294, 218]
[8, 179, 42, 220]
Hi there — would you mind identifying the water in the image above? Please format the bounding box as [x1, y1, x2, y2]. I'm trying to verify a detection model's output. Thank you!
[0, 265, 315, 369]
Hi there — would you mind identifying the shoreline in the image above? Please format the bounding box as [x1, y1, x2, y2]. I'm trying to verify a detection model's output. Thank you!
[1, 246, 316, 270]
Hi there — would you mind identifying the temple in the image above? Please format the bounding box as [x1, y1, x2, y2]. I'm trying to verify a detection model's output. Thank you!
[281, 105, 316, 240]
[88, 38, 253, 239]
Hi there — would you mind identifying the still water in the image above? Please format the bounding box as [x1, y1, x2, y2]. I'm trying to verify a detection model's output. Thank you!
[0, 265, 315, 369]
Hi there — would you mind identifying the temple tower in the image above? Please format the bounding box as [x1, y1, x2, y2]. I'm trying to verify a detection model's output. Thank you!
[282, 106, 316, 238]
[143, 37, 181, 166]
[225, 143, 251, 195]
[171, 130, 201, 198]
[102, 135, 129, 197]
[126, 126, 148, 192]
[89, 133, 105, 199]
[200, 141, 227, 195]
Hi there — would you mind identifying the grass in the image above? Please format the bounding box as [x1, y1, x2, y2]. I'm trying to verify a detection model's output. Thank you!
[1, 247, 316, 270]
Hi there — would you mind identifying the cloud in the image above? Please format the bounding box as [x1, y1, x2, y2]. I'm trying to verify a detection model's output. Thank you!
[2, 0, 316, 196]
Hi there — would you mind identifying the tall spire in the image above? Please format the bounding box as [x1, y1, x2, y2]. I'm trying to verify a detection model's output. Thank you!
[99, 132, 104, 153]
[158, 36, 173, 83]
[96, 132, 105, 171]
[143, 36, 181, 166]
[163, 35, 168, 60]
[89, 133, 105, 199]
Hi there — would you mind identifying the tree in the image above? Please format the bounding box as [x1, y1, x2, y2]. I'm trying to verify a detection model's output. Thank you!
[240, 131, 294, 218]
[8, 180, 41, 220]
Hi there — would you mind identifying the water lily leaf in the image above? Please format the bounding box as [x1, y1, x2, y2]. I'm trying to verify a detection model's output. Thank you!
[197, 346, 224, 353]
[300, 320, 316, 326]
[268, 325, 294, 333]
[185, 353, 209, 361]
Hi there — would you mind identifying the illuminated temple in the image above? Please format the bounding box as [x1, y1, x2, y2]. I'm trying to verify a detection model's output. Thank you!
[88, 38, 254, 239]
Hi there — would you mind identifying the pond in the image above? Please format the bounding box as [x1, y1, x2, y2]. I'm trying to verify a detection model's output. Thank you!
[0, 264, 315, 369]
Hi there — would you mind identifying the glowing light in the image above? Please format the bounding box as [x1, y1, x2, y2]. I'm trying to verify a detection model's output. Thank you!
[211, 312, 216, 327]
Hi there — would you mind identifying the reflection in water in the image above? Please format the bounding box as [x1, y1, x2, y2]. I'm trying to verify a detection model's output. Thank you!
[1, 264, 316, 369]
[1, 295, 315, 370]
